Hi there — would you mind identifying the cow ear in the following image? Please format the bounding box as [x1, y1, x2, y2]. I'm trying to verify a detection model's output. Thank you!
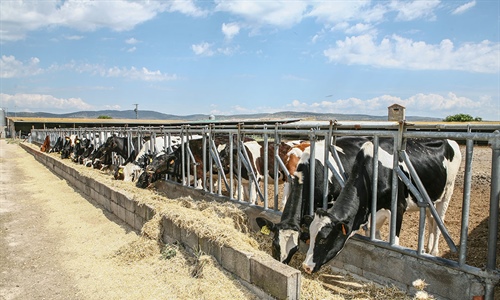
[303, 215, 314, 226]
[315, 208, 329, 218]
[336, 222, 349, 236]
[255, 217, 276, 235]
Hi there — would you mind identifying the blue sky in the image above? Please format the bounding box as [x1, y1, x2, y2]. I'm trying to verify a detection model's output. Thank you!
[0, 0, 499, 120]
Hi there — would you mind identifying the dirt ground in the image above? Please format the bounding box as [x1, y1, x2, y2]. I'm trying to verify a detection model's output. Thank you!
[1, 139, 498, 299]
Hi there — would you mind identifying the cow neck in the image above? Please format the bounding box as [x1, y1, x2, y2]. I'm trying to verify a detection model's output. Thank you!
[328, 150, 371, 231]
[280, 176, 303, 227]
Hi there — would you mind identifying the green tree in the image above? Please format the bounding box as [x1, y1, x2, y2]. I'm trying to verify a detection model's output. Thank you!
[443, 113, 482, 122]
[97, 115, 112, 119]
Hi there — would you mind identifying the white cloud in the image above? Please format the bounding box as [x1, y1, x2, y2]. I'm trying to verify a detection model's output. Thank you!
[64, 35, 84, 40]
[0, 0, 205, 42]
[389, 0, 440, 21]
[217, 46, 238, 56]
[215, 1, 308, 28]
[284, 92, 494, 119]
[345, 23, 375, 35]
[324, 34, 500, 73]
[452, 1, 476, 15]
[0, 93, 93, 111]
[125, 38, 139, 44]
[126, 47, 137, 53]
[222, 22, 240, 40]
[4, 57, 178, 81]
[192, 42, 215, 56]
[103, 104, 122, 110]
[307, 1, 386, 24]
[167, 0, 208, 17]
[0, 55, 43, 78]
[106, 66, 177, 81]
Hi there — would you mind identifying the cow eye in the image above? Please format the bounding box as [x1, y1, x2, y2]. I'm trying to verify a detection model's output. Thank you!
[318, 238, 327, 245]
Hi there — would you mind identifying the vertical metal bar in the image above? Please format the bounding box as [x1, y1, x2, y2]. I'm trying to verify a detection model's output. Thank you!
[308, 130, 316, 216]
[273, 124, 280, 210]
[229, 133, 234, 200]
[459, 139, 474, 266]
[263, 125, 269, 209]
[322, 127, 331, 210]
[370, 136, 379, 240]
[485, 132, 500, 300]
[181, 127, 186, 186]
[204, 130, 209, 192]
[389, 134, 400, 245]
[237, 125, 242, 201]
[487, 132, 500, 268]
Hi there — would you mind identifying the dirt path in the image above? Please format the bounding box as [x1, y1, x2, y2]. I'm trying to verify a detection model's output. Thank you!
[0, 139, 257, 300]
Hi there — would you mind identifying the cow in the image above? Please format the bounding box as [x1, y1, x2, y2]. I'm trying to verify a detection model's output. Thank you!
[145, 136, 210, 188]
[71, 137, 92, 163]
[60, 135, 77, 159]
[40, 135, 51, 153]
[80, 142, 95, 166]
[255, 137, 370, 264]
[115, 135, 193, 182]
[91, 135, 141, 169]
[49, 136, 64, 154]
[301, 138, 461, 274]
[218, 139, 303, 205]
[281, 141, 310, 207]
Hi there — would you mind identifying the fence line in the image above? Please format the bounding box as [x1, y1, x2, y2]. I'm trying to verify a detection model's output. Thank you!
[30, 121, 500, 299]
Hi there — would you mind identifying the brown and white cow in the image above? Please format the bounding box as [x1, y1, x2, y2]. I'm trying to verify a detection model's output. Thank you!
[40, 135, 51, 153]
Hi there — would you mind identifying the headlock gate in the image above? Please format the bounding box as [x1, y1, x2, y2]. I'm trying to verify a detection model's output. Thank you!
[30, 120, 500, 299]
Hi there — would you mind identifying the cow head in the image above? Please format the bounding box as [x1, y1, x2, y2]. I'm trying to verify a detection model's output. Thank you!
[256, 217, 300, 265]
[255, 174, 307, 265]
[146, 152, 177, 176]
[301, 147, 371, 274]
[301, 209, 353, 274]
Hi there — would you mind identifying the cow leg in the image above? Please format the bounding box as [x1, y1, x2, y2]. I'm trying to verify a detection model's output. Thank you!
[247, 180, 257, 205]
[364, 209, 391, 240]
[194, 178, 203, 189]
[427, 183, 454, 256]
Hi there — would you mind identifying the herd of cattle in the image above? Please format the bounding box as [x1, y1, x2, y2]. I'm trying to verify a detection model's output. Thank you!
[39, 132, 462, 274]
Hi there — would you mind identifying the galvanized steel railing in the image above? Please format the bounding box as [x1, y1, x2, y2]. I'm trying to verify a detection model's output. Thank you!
[30, 121, 500, 298]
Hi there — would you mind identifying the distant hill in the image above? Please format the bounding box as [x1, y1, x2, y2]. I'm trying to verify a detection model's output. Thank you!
[6, 109, 442, 122]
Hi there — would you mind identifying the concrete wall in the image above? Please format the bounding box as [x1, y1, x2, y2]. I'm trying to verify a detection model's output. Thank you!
[21, 144, 301, 300]
[22, 143, 492, 300]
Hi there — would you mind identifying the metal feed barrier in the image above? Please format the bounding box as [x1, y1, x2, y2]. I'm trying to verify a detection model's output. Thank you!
[30, 120, 500, 299]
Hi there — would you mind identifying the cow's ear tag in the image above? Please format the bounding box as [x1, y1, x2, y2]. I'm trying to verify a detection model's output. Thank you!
[260, 225, 271, 235]
[119, 169, 123, 174]
[341, 224, 347, 236]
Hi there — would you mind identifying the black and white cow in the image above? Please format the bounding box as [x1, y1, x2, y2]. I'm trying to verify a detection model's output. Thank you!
[60, 135, 77, 159]
[71, 137, 92, 163]
[144, 135, 205, 188]
[91, 135, 141, 169]
[49, 136, 64, 154]
[116, 136, 182, 183]
[255, 137, 370, 264]
[301, 138, 461, 274]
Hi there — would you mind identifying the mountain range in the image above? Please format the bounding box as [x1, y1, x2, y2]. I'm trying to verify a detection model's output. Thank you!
[6, 110, 442, 122]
